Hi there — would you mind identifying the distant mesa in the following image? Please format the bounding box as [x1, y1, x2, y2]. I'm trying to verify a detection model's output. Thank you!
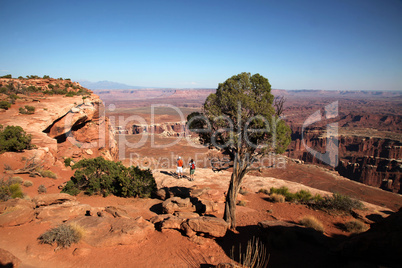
[78, 80, 144, 90]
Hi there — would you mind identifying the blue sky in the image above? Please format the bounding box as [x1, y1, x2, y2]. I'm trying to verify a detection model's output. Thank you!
[1, 0, 401, 90]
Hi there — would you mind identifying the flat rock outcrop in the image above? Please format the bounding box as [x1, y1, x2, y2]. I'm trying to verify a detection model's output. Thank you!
[68, 216, 154, 247]
[0, 199, 35, 227]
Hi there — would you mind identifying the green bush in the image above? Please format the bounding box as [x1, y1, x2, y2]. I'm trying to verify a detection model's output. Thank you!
[313, 193, 364, 213]
[0, 179, 24, 201]
[65, 91, 76, 97]
[9, 94, 19, 104]
[64, 157, 73, 167]
[295, 190, 312, 203]
[0, 87, 7, 94]
[0, 125, 33, 153]
[0, 74, 12, 78]
[38, 224, 82, 249]
[0, 101, 11, 110]
[270, 186, 295, 202]
[62, 157, 157, 198]
[19, 105, 35, 114]
[43, 75, 50, 79]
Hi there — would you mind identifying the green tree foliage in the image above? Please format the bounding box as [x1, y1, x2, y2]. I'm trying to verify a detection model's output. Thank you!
[62, 157, 157, 198]
[190, 72, 291, 229]
[0, 125, 33, 153]
[0, 74, 12, 78]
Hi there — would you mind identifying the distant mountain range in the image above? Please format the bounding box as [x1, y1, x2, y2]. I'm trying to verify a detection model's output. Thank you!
[78, 80, 144, 90]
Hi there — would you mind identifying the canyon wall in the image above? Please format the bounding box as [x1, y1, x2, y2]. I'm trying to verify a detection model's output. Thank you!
[287, 125, 402, 193]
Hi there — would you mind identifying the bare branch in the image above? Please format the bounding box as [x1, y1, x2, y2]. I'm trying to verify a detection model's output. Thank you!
[274, 96, 286, 117]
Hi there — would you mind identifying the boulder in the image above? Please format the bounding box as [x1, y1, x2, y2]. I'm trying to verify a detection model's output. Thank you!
[184, 216, 228, 237]
[68, 216, 154, 247]
[160, 215, 186, 230]
[190, 187, 210, 198]
[105, 206, 130, 218]
[0, 248, 21, 268]
[0, 199, 35, 227]
[35, 202, 92, 223]
[195, 199, 219, 214]
[173, 212, 200, 219]
[162, 197, 194, 214]
[32, 193, 76, 207]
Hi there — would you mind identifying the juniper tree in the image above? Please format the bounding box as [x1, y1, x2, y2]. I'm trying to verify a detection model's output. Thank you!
[188, 72, 291, 229]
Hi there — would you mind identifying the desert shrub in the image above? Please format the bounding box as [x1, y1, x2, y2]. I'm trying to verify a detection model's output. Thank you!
[0, 74, 12, 78]
[23, 180, 33, 187]
[343, 220, 368, 233]
[0, 179, 24, 200]
[0, 87, 7, 94]
[43, 75, 50, 79]
[40, 169, 57, 179]
[26, 75, 40, 79]
[258, 188, 269, 195]
[9, 183, 24, 198]
[300, 216, 324, 233]
[62, 157, 157, 198]
[9, 176, 23, 184]
[65, 91, 76, 97]
[270, 193, 285, 203]
[64, 157, 73, 167]
[294, 190, 312, 203]
[38, 184, 47, 194]
[38, 223, 83, 249]
[0, 101, 11, 110]
[26, 85, 40, 92]
[269, 187, 297, 202]
[0, 125, 33, 153]
[19, 105, 36, 114]
[237, 200, 247, 206]
[313, 193, 364, 213]
[230, 236, 269, 268]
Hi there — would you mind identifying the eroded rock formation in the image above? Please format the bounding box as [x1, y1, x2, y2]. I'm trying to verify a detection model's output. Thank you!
[0, 78, 118, 168]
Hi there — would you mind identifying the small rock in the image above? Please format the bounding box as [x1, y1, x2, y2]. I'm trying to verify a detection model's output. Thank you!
[72, 247, 91, 257]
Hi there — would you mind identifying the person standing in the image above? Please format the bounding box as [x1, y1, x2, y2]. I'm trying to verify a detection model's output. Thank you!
[189, 159, 196, 181]
[176, 156, 184, 178]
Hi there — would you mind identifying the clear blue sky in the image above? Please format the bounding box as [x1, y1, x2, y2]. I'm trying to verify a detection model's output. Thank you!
[1, 0, 401, 90]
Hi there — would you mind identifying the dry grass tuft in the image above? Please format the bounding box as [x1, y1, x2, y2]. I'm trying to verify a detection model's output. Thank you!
[344, 220, 369, 233]
[270, 193, 285, 203]
[300, 215, 324, 233]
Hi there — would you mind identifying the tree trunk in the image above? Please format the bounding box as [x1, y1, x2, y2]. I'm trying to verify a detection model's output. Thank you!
[223, 153, 248, 230]
[224, 173, 241, 230]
